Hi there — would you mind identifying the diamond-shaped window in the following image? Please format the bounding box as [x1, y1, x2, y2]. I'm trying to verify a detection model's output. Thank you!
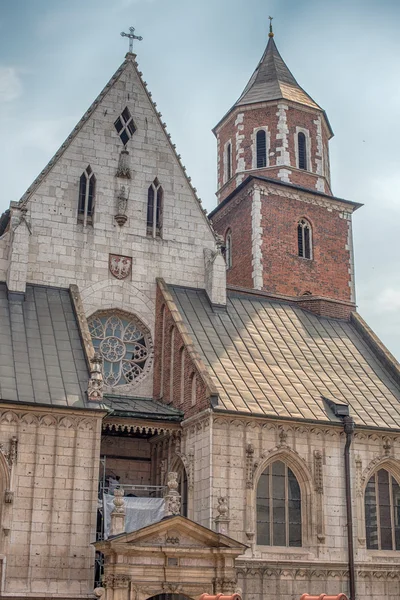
[114, 107, 136, 146]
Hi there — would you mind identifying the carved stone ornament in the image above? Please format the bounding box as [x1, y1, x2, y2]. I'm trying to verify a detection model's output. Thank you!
[217, 496, 229, 518]
[164, 471, 181, 516]
[109, 254, 132, 280]
[114, 184, 129, 226]
[313, 450, 323, 494]
[4, 490, 14, 504]
[87, 353, 104, 402]
[245, 443, 255, 488]
[116, 149, 131, 179]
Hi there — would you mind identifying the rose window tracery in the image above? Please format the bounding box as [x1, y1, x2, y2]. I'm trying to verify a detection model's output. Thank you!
[88, 312, 153, 387]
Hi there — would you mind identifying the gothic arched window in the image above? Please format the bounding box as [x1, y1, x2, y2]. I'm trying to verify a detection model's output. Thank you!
[256, 130, 267, 168]
[365, 468, 400, 550]
[298, 132, 307, 170]
[147, 179, 163, 237]
[257, 460, 302, 547]
[78, 166, 96, 225]
[297, 219, 312, 259]
[225, 229, 232, 270]
[178, 464, 188, 517]
[88, 311, 153, 388]
[226, 142, 232, 181]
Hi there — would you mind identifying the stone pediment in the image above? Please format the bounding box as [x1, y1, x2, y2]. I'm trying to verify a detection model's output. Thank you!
[100, 515, 247, 552]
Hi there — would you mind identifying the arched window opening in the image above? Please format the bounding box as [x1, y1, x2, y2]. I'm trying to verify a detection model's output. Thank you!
[179, 347, 185, 405]
[78, 166, 96, 225]
[226, 142, 232, 181]
[191, 373, 197, 407]
[225, 229, 232, 270]
[257, 460, 302, 547]
[169, 327, 175, 402]
[256, 130, 267, 168]
[88, 310, 153, 388]
[365, 468, 400, 550]
[298, 132, 307, 170]
[178, 465, 188, 518]
[297, 219, 312, 260]
[147, 179, 163, 237]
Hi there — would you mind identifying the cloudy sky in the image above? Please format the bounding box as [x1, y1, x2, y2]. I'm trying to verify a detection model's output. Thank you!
[0, 0, 399, 359]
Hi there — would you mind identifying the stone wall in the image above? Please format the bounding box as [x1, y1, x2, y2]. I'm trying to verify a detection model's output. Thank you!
[1, 54, 220, 400]
[0, 403, 103, 598]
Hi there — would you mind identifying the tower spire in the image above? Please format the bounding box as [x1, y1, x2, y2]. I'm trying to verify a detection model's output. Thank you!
[268, 16, 274, 38]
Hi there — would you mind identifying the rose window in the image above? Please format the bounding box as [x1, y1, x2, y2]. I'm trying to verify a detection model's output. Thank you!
[88, 312, 152, 387]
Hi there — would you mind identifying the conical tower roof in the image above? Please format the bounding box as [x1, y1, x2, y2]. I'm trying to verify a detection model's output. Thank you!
[236, 35, 320, 110]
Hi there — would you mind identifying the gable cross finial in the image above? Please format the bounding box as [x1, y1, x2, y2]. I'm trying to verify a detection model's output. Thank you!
[121, 26, 143, 54]
[268, 16, 274, 38]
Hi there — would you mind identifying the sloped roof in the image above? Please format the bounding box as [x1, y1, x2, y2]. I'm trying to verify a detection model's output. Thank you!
[103, 395, 183, 421]
[236, 36, 320, 110]
[0, 283, 89, 407]
[170, 286, 400, 429]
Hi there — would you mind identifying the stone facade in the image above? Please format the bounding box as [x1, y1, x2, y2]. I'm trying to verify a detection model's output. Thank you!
[0, 403, 103, 598]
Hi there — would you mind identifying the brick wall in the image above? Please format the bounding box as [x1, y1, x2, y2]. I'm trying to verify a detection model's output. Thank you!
[153, 284, 210, 418]
[212, 181, 354, 304]
[215, 101, 332, 203]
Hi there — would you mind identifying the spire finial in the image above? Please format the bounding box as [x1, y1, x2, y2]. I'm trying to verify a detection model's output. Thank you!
[121, 26, 143, 54]
[268, 16, 274, 38]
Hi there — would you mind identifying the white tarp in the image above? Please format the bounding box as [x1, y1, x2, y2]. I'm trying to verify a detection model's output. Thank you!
[103, 494, 165, 539]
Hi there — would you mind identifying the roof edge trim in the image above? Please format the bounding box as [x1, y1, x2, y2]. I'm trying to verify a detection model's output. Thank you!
[351, 312, 400, 389]
[209, 175, 362, 219]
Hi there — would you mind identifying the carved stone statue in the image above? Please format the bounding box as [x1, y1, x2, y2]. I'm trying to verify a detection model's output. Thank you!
[87, 353, 104, 402]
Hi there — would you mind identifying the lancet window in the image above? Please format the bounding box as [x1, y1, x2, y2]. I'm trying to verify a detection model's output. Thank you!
[147, 179, 163, 237]
[297, 219, 312, 259]
[365, 468, 400, 550]
[298, 132, 307, 170]
[78, 166, 95, 225]
[256, 129, 267, 168]
[257, 460, 302, 547]
[88, 311, 152, 388]
[225, 142, 232, 181]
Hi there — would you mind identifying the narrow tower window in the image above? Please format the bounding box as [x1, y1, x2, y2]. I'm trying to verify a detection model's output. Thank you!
[297, 219, 312, 260]
[78, 166, 95, 225]
[226, 142, 232, 181]
[298, 132, 307, 170]
[256, 130, 267, 168]
[147, 179, 163, 237]
[225, 229, 232, 270]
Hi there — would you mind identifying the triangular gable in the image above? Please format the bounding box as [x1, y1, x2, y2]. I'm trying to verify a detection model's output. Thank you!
[96, 515, 247, 552]
[17, 52, 214, 236]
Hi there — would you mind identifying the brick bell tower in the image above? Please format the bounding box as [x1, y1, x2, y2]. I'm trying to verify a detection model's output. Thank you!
[210, 23, 362, 318]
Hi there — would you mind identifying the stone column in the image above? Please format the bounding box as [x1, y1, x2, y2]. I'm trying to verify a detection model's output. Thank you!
[110, 488, 125, 536]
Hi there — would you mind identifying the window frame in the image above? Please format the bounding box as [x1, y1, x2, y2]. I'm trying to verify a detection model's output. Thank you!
[78, 166, 96, 226]
[256, 459, 302, 548]
[365, 468, 400, 551]
[224, 140, 233, 183]
[147, 179, 163, 238]
[225, 229, 232, 270]
[297, 218, 313, 260]
[255, 129, 268, 169]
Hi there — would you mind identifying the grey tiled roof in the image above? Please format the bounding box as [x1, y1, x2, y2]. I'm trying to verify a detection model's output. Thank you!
[170, 286, 400, 429]
[0, 283, 89, 407]
[235, 37, 320, 110]
[103, 395, 183, 420]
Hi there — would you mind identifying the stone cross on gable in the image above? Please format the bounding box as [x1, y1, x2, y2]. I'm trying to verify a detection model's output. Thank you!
[121, 26, 143, 54]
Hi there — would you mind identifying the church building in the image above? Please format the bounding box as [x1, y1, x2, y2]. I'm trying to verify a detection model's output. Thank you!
[0, 23, 399, 600]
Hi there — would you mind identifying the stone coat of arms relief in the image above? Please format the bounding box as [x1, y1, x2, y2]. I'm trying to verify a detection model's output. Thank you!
[109, 254, 132, 280]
